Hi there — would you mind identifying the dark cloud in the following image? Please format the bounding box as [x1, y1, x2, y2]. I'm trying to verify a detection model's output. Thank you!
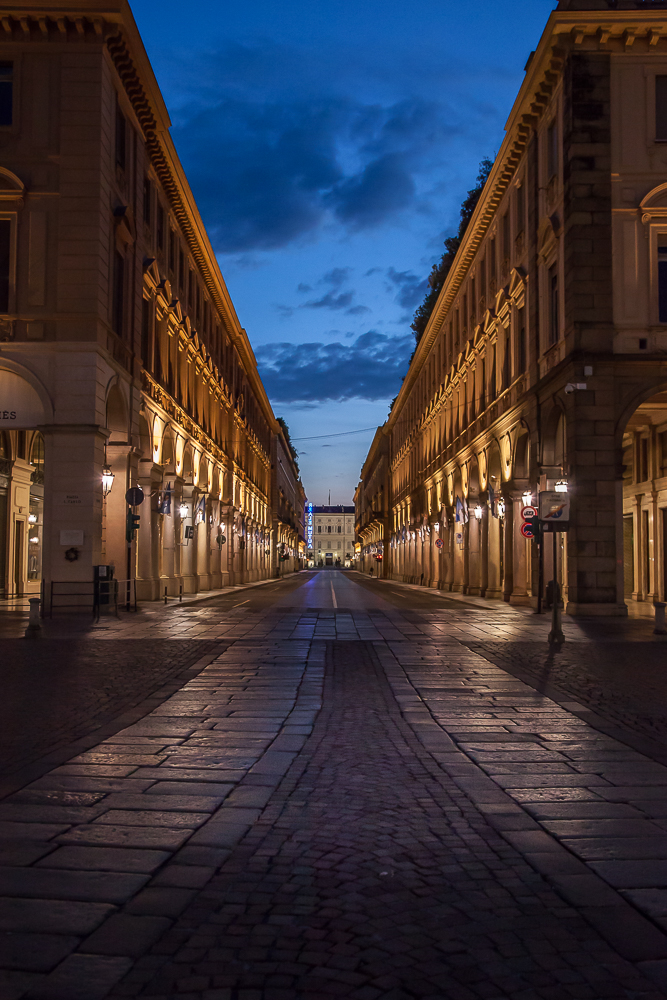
[303, 290, 354, 311]
[168, 42, 456, 252]
[255, 330, 413, 403]
[386, 267, 429, 312]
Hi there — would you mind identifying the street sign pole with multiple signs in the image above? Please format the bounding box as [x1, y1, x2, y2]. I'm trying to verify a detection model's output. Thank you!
[538, 490, 569, 644]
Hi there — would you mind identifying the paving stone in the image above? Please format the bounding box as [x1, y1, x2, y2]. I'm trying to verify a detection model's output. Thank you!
[0, 822, 69, 841]
[125, 887, 197, 917]
[144, 781, 234, 798]
[0, 931, 80, 971]
[23, 953, 132, 999]
[0, 843, 56, 867]
[80, 913, 172, 957]
[590, 860, 667, 888]
[57, 824, 192, 852]
[0, 867, 149, 903]
[187, 823, 250, 848]
[0, 897, 115, 934]
[38, 846, 170, 874]
[100, 794, 224, 813]
[132, 768, 245, 783]
[0, 970, 43, 1000]
[150, 865, 216, 889]
[94, 810, 209, 829]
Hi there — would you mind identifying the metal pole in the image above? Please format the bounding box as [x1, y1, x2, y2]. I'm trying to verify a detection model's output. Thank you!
[537, 531, 543, 615]
[126, 536, 131, 613]
[548, 529, 564, 644]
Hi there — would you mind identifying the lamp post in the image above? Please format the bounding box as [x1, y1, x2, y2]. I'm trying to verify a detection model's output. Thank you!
[548, 480, 567, 644]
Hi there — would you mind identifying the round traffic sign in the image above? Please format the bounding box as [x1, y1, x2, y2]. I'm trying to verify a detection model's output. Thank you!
[521, 505, 537, 520]
[520, 522, 535, 539]
[435, 538, 444, 549]
[125, 486, 145, 507]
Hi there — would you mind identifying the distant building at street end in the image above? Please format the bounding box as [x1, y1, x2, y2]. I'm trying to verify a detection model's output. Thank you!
[0, 0, 303, 609]
[358, 0, 667, 617]
[308, 505, 355, 567]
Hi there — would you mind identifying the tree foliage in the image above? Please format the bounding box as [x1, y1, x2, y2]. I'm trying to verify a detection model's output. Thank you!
[277, 416, 299, 473]
[410, 157, 493, 346]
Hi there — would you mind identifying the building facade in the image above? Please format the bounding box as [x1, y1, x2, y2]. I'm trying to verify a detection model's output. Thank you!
[309, 505, 355, 567]
[359, 0, 667, 617]
[0, 0, 302, 609]
[355, 429, 389, 576]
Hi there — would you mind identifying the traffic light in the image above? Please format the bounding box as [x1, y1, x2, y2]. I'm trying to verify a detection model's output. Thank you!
[126, 508, 141, 542]
[521, 514, 541, 541]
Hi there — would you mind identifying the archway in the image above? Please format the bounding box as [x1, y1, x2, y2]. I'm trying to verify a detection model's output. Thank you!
[620, 387, 667, 613]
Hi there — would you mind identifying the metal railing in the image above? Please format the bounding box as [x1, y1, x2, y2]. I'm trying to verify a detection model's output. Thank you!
[49, 579, 136, 620]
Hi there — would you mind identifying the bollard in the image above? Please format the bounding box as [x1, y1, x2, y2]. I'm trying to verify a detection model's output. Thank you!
[164, 587, 168, 605]
[24, 597, 41, 639]
[179, 585, 182, 603]
[655, 601, 667, 635]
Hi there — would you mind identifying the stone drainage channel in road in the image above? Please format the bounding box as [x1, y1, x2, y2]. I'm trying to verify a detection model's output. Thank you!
[0, 612, 666, 997]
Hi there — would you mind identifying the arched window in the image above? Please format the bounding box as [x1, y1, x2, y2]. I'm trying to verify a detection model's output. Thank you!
[30, 432, 44, 484]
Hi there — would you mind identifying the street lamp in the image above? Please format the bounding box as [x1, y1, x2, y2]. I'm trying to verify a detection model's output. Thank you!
[555, 480, 568, 494]
[179, 502, 189, 518]
[522, 490, 533, 507]
[102, 466, 115, 497]
[474, 504, 483, 520]
[498, 499, 506, 519]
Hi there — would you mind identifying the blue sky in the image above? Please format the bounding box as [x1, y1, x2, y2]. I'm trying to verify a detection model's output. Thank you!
[131, 0, 557, 504]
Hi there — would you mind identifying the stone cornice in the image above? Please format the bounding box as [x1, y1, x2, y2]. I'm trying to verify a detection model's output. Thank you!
[386, 6, 667, 435]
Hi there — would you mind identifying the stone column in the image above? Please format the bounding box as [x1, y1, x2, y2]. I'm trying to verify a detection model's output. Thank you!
[509, 495, 530, 605]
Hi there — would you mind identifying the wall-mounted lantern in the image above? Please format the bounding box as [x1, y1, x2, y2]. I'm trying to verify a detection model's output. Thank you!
[102, 466, 115, 498]
[179, 502, 189, 519]
[555, 480, 568, 494]
[474, 504, 483, 520]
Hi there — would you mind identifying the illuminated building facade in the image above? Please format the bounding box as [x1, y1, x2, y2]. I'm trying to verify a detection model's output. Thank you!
[359, 0, 667, 616]
[310, 505, 355, 567]
[0, 0, 303, 608]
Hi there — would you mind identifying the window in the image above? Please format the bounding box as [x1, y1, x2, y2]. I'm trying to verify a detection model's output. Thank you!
[317, 526, 321, 533]
[0, 63, 13, 127]
[156, 204, 165, 251]
[168, 229, 175, 272]
[547, 120, 558, 179]
[178, 248, 185, 294]
[657, 76, 667, 141]
[337, 525, 341, 533]
[141, 297, 152, 369]
[548, 263, 559, 346]
[502, 212, 510, 262]
[112, 251, 125, 336]
[0, 219, 10, 313]
[515, 185, 525, 236]
[659, 238, 667, 322]
[143, 177, 152, 226]
[115, 101, 127, 170]
[327, 525, 331, 533]
[518, 309, 527, 373]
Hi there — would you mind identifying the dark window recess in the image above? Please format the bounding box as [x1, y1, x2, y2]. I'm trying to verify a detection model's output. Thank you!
[0, 219, 11, 313]
[548, 264, 559, 346]
[502, 212, 510, 261]
[659, 240, 667, 321]
[657, 76, 667, 141]
[143, 177, 152, 226]
[547, 120, 558, 178]
[115, 102, 126, 170]
[156, 205, 164, 251]
[639, 337, 648, 350]
[0, 63, 13, 127]
[515, 185, 525, 236]
[168, 230, 175, 272]
[141, 297, 152, 368]
[178, 249, 184, 294]
[519, 314, 527, 373]
[112, 251, 124, 336]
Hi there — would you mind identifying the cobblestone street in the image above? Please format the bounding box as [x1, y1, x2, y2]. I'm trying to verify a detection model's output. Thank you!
[4, 571, 667, 999]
